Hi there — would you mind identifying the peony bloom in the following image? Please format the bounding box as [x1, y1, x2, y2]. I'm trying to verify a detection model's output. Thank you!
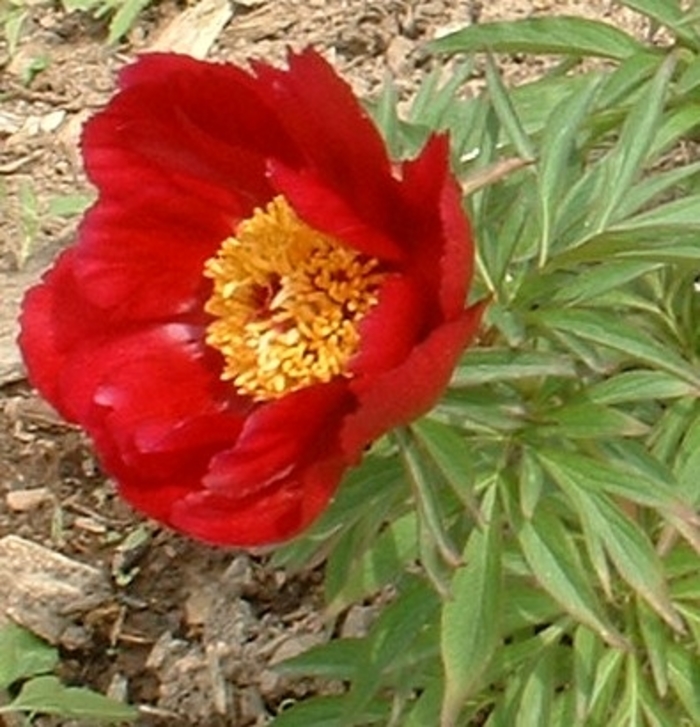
[19, 50, 482, 547]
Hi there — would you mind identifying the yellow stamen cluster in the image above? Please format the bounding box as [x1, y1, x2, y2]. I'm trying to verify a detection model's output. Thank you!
[203, 196, 384, 401]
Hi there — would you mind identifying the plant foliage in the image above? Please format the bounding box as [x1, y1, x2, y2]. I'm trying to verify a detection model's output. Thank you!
[272, 4, 700, 726]
[0, 622, 137, 722]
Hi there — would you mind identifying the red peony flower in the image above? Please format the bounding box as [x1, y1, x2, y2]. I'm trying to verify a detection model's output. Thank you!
[19, 50, 483, 546]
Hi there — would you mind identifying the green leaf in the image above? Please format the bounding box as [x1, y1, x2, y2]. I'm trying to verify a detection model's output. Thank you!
[403, 679, 442, 727]
[107, 0, 151, 43]
[614, 159, 700, 222]
[409, 60, 474, 130]
[325, 513, 417, 613]
[636, 599, 669, 697]
[575, 489, 680, 629]
[3, 675, 136, 721]
[550, 261, 662, 306]
[668, 643, 700, 723]
[371, 76, 401, 159]
[485, 56, 536, 160]
[501, 580, 561, 633]
[587, 649, 627, 723]
[638, 675, 680, 727]
[515, 648, 555, 727]
[0, 624, 58, 691]
[275, 639, 365, 681]
[573, 626, 604, 720]
[531, 308, 700, 387]
[441, 490, 501, 727]
[517, 508, 625, 647]
[431, 17, 646, 60]
[588, 370, 696, 404]
[451, 349, 578, 386]
[616, 192, 700, 233]
[536, 400, 649, 439]
[270, 695, 389, 727]
[619, 0, 700, 47]
[411, 418, 478, 514]
[592, 53, 676, 230]
[272, 454, 405, 571]
[536, 447, 682, 521]
[47, 192, 93, 218]
[343, 580, 440, 724]
[537, 75, 600, 265]
[395, 428, 461, 576]
[519, 449, 544, 519]
[607, 654, 643, 727]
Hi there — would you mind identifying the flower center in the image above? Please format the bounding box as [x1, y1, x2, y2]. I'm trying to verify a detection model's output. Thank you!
[203, 196, 384, 401]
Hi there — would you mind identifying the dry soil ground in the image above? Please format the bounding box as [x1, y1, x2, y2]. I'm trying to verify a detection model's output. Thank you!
[0, 1, 650, 725]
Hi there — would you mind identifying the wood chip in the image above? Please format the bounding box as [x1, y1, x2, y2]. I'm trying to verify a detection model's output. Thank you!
[5, 487, 51, 512]
[148, 0, 233, 58]
[0, 535, 112, 644]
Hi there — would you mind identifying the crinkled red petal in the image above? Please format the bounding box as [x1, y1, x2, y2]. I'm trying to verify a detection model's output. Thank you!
[169, 454, 348, 546]
[19, 249, 115, 416]
[152, 383, 355, 546]
[83, 53, 302, 215]
[399, 135, 473, 318]
[73, 193, 226, 321]
[349, 275, 425, 377]
[203, 381, 353, 498]
[252, 49, 399, 229]
[342, 304, 485, 458]
[269, 162, 404, 261]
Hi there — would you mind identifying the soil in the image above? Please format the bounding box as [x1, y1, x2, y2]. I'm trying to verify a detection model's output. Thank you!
[0, 1, 650, 725]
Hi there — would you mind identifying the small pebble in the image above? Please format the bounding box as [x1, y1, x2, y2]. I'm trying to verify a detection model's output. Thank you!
[6, 487, 51, 512]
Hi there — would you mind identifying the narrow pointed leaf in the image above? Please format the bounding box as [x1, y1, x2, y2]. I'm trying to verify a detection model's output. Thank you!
[485, 56, 536, 160]
[515, 648, 555, 727]
[588, 649, 627, 723]
[619, 0, 700, 46]
[431, 17, 646, 59]
[269, 695, 389, 727]
[573, 490, 681, 630]
[636, 599, 669, 697]
[536, 447, 685, 512]
[396, 429, 461, 569]
[411, 418, 479, 516]
[4, 676, 137, 721]
[668, 643, 700, 723]
[441, 490, 501, 727]
[538, 76, 600, 264]
[452, 349, 578, 386]
[537, 401, 649, 439]
[532, 308, 700, 387]
[573, 626, 604, 721]
[594, 54, 676, 229]
[589, 370, 697, 404]
[517, 509, 625, 647]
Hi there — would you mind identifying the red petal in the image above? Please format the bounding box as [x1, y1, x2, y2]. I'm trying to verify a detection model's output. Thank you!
[342, 305, 485, 457]
[83, 53, 301, 213]
[203, 381, 352, 498]
[63, 327, 250, 524]
[169, 454, 348, 546]
[19, 250, 108, 414]
[164, 382, 356, 546]
[73, 192, 225, 321]
[398, 135, 473, 319]
[254, 50, 407, 252]
[270, 162, 403, 260]
[349, 275, 425, 376]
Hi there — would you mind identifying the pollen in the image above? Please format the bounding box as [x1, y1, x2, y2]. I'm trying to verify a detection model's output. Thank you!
[203, 195, 385, 401]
